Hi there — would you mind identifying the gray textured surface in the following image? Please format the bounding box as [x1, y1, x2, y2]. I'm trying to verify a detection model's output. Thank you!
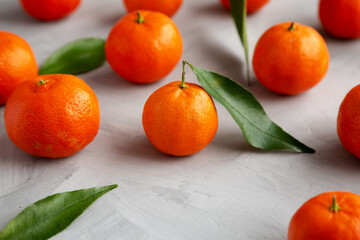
[1, 0, 360, 239]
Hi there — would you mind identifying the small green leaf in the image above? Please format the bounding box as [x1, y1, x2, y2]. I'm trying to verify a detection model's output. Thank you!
[0, 184, 118, 240]
[185, 61, 315, 153]
[39, 38, 106, 75]
[230, 0, 250, 85]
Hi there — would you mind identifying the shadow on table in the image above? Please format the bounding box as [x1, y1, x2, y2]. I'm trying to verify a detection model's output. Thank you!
[115, 135, 192, 163]
[0, 132, 77, 165]
[312, 25, 358, 43]
[83, 64, 126, 90]
[95, 11, 125, 27]
[84, 63, 165, 93]
[295, 118, 360, 172]
[0, 2, 37, 25]
[314, 141, 360, 172]
[209, 114, 360, 171]
[210, 127, 260, 154]
[190, 2, 229, 18]
[0, 133, 34, 164]
[189, 32, 249, 89]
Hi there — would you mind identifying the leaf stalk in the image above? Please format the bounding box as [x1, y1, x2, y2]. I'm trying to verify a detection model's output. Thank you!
[179, 60, 188, 89]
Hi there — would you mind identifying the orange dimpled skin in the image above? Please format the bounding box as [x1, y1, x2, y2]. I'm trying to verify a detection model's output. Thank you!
[220, 0, 270, 14]
[288, 192, 360, 240]
[105, 11, 183, 84]
[252, 22, 330, 95]
[0, 31, 37, 105]
[123, 0, 183, 17]
[5, 74, 100, 158]
[337, 85, 360, 159]
[20, 0, 81, 21]
[142, 81, 218, 156]
[320, 0, 360, 39]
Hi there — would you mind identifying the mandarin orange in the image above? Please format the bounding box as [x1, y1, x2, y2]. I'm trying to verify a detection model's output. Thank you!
[253, 22, 330, 95]
[289, 192, 360, 240]
[5, 74, 100, 158]
[142, 77, 218, 156]
[220, 0, 270, 14]
[106, 11, 183, 84]
[0, 31, 37, 105]
[20, 0, 81, 21]
[337, 84, 360, 159]
[123, 0, 183, 17]
[319, 0, 360, 39]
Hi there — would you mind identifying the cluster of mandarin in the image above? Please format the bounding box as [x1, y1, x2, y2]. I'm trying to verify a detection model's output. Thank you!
[1, 0, 360, 239]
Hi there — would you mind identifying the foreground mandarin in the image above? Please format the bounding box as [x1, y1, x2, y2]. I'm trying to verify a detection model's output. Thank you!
[253, 22, 330, 95]
[5, 74, 100, 158]
[123, 0, 183, 17]
[106, 11, 183, 84]
[142, 67, 218, 156]
[288, 192, 360, 240]
[19, 0, 81, 21]
[0, 31, 38, 105]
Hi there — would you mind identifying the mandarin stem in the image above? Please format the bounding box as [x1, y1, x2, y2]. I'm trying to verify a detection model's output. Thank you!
[136, 11, 145, 24]
[329, 195, 341, 213]
[36, 79, 47, 87]
[288, 22, 296, 31]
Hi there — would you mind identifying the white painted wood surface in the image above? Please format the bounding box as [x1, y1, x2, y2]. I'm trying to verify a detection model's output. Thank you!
[1, 0, 360, 239]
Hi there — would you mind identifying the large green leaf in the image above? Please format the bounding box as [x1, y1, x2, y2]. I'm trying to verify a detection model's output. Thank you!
[39, 38, 106, 75]
[0, 184, 118, 240]
[230, 0, 250, 84]
[185, 61, 315, 153]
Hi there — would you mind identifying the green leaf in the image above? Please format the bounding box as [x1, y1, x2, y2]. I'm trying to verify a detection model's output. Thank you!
[229, 0, 250, 85]
[39, 38, 106, 75]
[185, 61, 315, 153]
[0, 184, 118, 240]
